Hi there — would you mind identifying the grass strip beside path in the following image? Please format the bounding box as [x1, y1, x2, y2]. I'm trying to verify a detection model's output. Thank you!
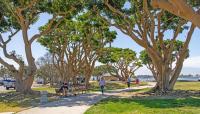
[85, 97, 200, 114]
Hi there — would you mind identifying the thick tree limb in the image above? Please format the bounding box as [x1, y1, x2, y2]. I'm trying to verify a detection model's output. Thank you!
[169, 24, 195, 87]
[151, 0, 200, 27]
[0, 34, 23, 66]
[29, 15, 62, 43]
[0, 57, 16, 71]
[104, 0, 145, 47]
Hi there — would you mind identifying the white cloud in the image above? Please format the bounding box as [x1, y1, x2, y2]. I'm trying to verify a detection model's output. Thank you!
[183, 56, 200, 68]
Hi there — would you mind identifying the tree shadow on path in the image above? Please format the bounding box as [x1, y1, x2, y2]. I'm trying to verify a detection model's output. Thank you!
[39, 94, 108, 108]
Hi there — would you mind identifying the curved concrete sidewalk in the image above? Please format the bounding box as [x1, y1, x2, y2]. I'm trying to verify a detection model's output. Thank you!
[17, 83, 155, 114]
[17, 94, 108, 114]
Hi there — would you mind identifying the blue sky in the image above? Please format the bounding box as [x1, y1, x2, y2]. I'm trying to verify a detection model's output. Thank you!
[1, 13, 200, 75]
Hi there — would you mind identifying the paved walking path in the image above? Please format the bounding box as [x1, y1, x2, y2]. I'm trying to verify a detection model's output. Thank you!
[0, 112, 14, 114]
[17, 94, 108, 114]
[17, 83, 155, 114]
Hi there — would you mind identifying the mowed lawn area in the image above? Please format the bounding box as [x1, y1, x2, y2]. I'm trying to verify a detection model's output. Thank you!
[89, 81, 148, 91]
[175, 82, 200, 90]
[85, 82, 200, 114]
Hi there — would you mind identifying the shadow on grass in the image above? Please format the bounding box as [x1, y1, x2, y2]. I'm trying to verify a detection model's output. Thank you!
[0, 91, 40, 108]
[0, 88, 107, 110]
[138, 90, 200, 98]
[98, 96, 200, 109]
[0, 90, 58, 109]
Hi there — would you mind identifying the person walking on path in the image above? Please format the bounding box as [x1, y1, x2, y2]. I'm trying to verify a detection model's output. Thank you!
[99, 77, 106, 95]
[127, 77, 131, 89]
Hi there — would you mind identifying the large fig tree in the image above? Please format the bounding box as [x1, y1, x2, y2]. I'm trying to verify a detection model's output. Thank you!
[0, 0, 82, 94]
[139, 40, 189, 90]
[94, 0, 196, 93]
[39, 11, 116, 87]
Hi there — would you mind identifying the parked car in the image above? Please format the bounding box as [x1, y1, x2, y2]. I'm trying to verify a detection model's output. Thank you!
[36, 78, 44, 84]
[3, 79, 16, 90]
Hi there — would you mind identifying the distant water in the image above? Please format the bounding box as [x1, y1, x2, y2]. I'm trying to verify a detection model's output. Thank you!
[138, 76, 200, 82]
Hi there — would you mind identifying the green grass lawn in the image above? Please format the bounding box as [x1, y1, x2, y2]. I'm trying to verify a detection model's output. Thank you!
[85, 97, 200, 114]
[175, 82, 200, 90]
[32, 86, 56, 93]
[0, 86, 58, 113]
[85, 81, 200, 114]
[0, 91, 41, 112]
[89, 81, 148, 91]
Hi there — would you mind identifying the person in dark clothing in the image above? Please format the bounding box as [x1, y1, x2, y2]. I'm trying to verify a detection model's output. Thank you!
[59, 82, 68, 96]
[99, 77, 106, 95]
[63, 82, 68, 89]
[127, 77, 131, 88]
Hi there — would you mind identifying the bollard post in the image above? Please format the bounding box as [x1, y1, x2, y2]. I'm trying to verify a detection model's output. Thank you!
[40, 91, 48, 104]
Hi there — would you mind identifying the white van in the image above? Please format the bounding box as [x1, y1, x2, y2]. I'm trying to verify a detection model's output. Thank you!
[3, 79, 16, 90]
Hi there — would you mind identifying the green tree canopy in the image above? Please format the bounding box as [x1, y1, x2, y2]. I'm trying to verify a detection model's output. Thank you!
[99, 47, 141, 81]
[38, 11, 117, 83]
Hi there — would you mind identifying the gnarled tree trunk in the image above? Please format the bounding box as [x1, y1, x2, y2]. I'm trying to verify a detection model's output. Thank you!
[152, 64, 183, 93]
[15, 75, 34, 94]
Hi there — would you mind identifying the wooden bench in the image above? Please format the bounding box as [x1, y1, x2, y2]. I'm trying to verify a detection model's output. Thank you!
[55, 88, 63, 96]
[73, 84, 87, 94]
[55, 85, 87, 96]
[55, 88, 67, 96]
[78, 85, 87, 94]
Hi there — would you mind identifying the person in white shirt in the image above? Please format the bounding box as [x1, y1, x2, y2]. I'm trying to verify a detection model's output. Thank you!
[99, 77, 106, 95]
